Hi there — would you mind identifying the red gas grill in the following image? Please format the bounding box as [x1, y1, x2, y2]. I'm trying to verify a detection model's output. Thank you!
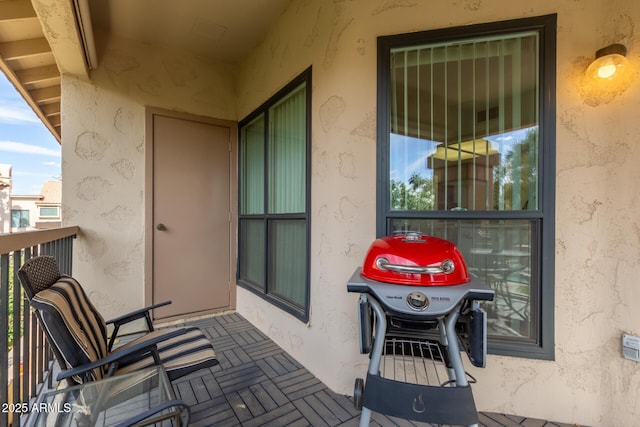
[347, 232, 494, 427]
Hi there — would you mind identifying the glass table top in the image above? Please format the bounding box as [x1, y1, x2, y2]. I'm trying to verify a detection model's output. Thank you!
[28, 366, 183, 427]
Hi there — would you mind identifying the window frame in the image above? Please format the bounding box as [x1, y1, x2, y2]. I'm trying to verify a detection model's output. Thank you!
[376, 15, 556, 359]
[237, 67, 312, 322]
[11, 209, 30, 228]
[39, 206, 60, 218]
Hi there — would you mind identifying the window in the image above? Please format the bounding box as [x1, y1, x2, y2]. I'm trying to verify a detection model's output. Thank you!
[377, 15, 556, 359]
[11, 210, 30, 228]
[238, 68, 311, 321]
[39, 206, 60, 218]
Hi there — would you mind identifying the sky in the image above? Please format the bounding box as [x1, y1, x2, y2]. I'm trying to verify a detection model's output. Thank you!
[0, 72, 61, 195]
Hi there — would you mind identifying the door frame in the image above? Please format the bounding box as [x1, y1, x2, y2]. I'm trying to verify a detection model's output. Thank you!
[144, 107, 238, 320]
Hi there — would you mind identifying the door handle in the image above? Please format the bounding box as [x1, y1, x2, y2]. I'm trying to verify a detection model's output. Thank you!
[156, 223, 167, 231]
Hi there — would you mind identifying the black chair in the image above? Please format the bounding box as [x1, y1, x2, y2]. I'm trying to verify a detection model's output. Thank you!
[17, 255, 219, 385]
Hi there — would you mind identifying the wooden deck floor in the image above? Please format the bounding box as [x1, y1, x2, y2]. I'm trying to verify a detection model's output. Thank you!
[171, 313, 579, 427]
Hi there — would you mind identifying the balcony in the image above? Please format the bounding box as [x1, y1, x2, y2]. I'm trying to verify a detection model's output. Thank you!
[1, 227, 580, 427]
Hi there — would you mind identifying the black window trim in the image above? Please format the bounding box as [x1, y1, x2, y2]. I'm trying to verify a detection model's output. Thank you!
[237, 66, 312, 322]
[376, 15, 556, 360]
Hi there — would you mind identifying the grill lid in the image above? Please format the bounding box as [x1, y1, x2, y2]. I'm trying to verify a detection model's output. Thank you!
[361, 232, 470, 286]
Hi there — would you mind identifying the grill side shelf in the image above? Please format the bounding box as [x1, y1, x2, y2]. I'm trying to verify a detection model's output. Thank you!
[348, 282, 370, 293]
[466, 289, 496, 301]
[362, 373, 479, 425]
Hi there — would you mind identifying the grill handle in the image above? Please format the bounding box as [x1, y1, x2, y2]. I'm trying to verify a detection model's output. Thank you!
[375, 257, 455, 275]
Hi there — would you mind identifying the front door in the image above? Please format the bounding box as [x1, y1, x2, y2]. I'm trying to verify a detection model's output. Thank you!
[151, 113, 232, 319]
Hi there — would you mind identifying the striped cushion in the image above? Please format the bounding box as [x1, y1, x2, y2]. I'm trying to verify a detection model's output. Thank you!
[113, 327, 218, 380]
[31, 277, 108, 381]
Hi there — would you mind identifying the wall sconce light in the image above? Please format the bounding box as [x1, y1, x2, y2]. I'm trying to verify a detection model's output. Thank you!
[586, 43, 628, 80]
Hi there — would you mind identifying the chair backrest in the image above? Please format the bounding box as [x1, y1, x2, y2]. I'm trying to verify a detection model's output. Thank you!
[18, 256, 109, 381]
[17, 255, 62, 301]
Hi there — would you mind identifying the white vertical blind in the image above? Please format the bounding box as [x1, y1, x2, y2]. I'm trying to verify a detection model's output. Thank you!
[240, 115, 265, 215]
[239, 220, 265, 287]
[267, 82, 307, 305]
[269, 83, 306, 214]
[269, 220, 306, 306]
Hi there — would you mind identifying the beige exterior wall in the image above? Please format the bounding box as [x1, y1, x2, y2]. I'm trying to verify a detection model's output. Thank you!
[234, 1, 640, 426]
[61, 33, 237, 317]
[54, 0, 640, 425]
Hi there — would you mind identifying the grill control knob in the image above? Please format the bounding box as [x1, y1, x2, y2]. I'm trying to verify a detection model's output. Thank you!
[406, 291, 429, 311]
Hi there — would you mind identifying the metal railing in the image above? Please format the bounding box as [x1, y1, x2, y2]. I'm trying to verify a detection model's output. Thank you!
[0, 226, 78, 427]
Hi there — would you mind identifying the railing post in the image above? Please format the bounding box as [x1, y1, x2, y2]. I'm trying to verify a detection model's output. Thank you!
[21, 291, 30, 406]
[36, 324, 44, 385]
[1, 254, 9, 427]
[21, 247, 31, 408]
[29, 312, 37, 398]
[12, 251, 22, 427]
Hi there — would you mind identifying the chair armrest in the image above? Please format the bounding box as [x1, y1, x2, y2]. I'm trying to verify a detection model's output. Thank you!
[106, 301, 172, 327]
[106, 301, 172, 351]
[114, 399, 190, 427]
[56, 328, 187, 381]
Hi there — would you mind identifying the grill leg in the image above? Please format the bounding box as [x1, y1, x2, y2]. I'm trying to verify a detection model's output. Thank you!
[443, 309, 468, 387]
[438, 318, 457, 383]
[365, 296, 387, 377]
[443, 308, 479, 427]
[360, 295, 388, 427]
[359, 407, 372, 426]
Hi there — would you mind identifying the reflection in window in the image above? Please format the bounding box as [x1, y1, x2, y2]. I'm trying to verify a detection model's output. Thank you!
[391, 127, 538, 211]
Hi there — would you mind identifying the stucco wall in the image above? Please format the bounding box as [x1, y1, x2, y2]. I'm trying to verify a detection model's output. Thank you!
[61, 34, 237, 317]
[234, 1, 640, 426]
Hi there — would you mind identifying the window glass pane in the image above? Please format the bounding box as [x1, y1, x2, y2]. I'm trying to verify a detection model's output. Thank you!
[390, 218, 536, 341]
[268, 220, 307, 307]
[238, 69, 311, 321]
[39, 207, 59, 217]
[268, 83, 306, 214]
[389, 33, 539, 211]
[240, 115, 265, 215]
[239, 219, 265, 288]
[11, 210, 29, 227]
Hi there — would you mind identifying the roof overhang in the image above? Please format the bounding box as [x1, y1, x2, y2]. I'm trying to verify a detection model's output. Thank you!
[0, 0, 96, 143]
[0, 0, 87, 142]
[1, 0, 291, 143]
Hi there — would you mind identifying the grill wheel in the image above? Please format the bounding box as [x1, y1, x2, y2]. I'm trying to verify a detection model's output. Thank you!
[353, 377, 364, 410]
